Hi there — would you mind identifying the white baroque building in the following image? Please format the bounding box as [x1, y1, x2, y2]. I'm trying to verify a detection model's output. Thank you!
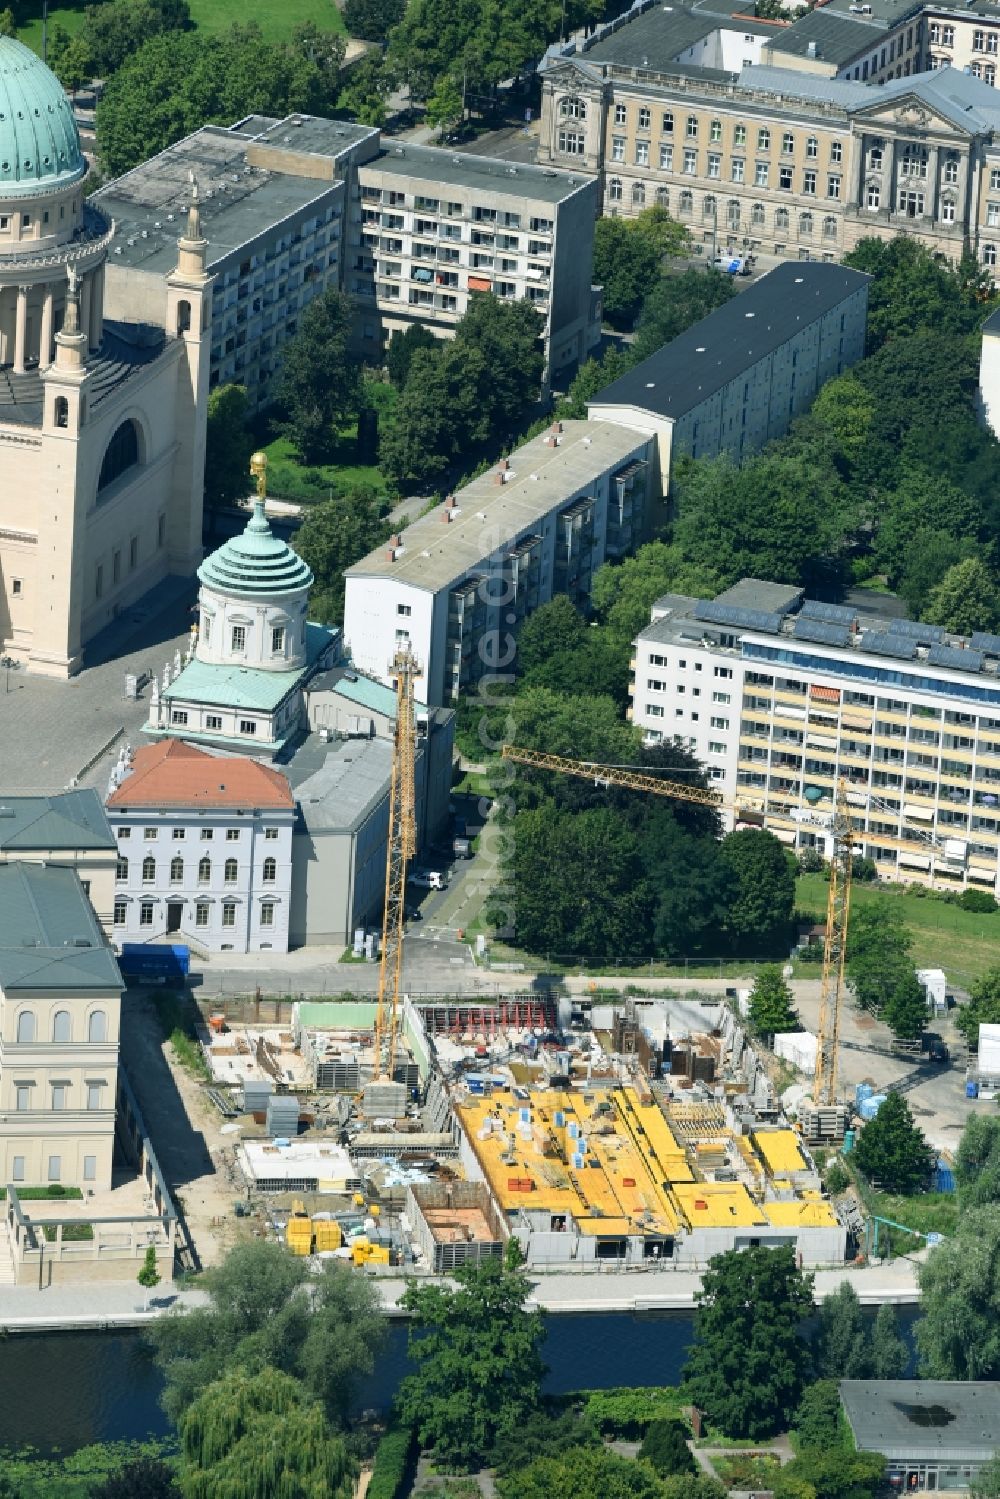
[107, 740, 296, 954]
[0, 38, 210, 677]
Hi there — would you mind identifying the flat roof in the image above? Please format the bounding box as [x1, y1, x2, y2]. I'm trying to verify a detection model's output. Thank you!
[590, 262, 869, 423]
[841, 1381, 1000, 1463]
[240, 1139, 357, 1185]
[361, 141, 593, 206]
[346, 420, 648, 595]
[0, 864, 122, 992]
[307, 666, 428, 717]
[672, 1180, 767, 1228]
[0, 789, 115, 852]
[288, 736, 393, 835]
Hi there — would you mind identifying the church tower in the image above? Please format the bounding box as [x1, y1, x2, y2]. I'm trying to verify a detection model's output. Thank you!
[165, 177, 213, 577]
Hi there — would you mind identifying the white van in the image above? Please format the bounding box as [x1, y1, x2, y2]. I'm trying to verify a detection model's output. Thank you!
[408, 869, 445, 890]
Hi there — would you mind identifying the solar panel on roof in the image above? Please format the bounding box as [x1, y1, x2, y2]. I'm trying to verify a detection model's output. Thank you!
[692, 600, 782, 633]
[971, 632, 1000, 656]
[799, 599, 857, 625]
[885, 617, 946, 643]
[791, 618, 851, 648]
[928, 643, 984, 673]
[863, 632, 917, 661]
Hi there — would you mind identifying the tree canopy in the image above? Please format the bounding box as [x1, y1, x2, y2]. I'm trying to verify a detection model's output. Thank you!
[289, 484, 391, 626]
[853, 1092, 934, 1195]
[918, 1207, 1000, 1378]
[204, 385, 254, 516]
[748, 966, 798, 1043]
[280, 289, 359, 464]
[683, 1245, 814, 1439]
[497, 1446, 669, 1499]
[954, 967, 1000, 1048]
[343, 0, 405, 41]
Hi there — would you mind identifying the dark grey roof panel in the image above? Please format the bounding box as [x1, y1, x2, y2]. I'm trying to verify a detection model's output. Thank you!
[886, 617, 946, 643]
[928, 643, 984, 672]
[841, 1381, 1000, 1464]
[800, 599, 858, 625]
[971, 631, 1000, 654]
[862, 632, 917, 660]
[692, 599, 783, 633]
[0, 864, 122, 992]
[792, 617, 852, 648]
[0, 790, 116, 852]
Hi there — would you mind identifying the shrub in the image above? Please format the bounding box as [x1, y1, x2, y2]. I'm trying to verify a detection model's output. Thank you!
[638, 1419, 696, 1476]
[825, 1162, 850, 1195]
[961, 888, 999, 914]
[367, 1425, 416, 1499]
[581, 1387, 689, 1439]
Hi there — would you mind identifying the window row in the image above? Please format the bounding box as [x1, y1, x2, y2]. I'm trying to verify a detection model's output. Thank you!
[113, 900, 275, 929]
[609, 140, 844, 195]
[15, 1010, 107, 1044]
[13, 1080, 107, 1112]
[116, 856, 278, 884]
[608, 107, 844, 161]
[118, 826, 278, 841]
[95, 522, 162, 600]
[609, 182, 839, 236]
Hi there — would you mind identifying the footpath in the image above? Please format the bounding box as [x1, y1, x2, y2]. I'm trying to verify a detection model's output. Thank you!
[0, 1281, 209, 1333]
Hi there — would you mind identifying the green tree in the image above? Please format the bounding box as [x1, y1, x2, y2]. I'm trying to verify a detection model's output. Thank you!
[379, 342, 486, 486]
[806, 372, 875, 466]
[719, 828, 796, 956]
[385, 322, 438, 390]
[0, 9, 14, 36]
[593, 218, 661, 330]
[897, 530, 975, 620]
[638, 1420, 695, 1477]
[871, 1303, 908, 1379]
[591, 541, 721, 643]
[633, 269, 734, 360]
[397, 1259, 546, 1469]
[492, 1406, 598, 1476]
[454, 295, 544, 430]
[918, 1207, 1000, 1377]
[291, 485, 391, 626]
[747, 965, 798, 1044]
[89, 1455, 179, 1498]
[344, 0, 405, 39]
[793, 1379, 845, 1452]
[179, 1366, 354, 1499]
[280, 289, 359, 463]
[47, 23, 98, 92]
[872, 466, 980, 587]
[204, 385, 254, 520]
[497, 1446, 667, 1499]
[814, 1282, 871, 1380]
[337, 49, 392, 126]
[956, 1114, 1000, 1209]
[781, 1448, 886, 1499]
[137, 1244, 161, 1312]
[954, 967, 1000, 1047]
[557, 346, 639, 420]
[425, 72, 464, 134]
[843, 236, 990, 350]
[881, 966, 929, 1042]
[147, 1243, 386, 1427]
[683, 1245, 814, 1439]
[660, 1480, 726, 1499]
[923, 556, 1000, 635]
[853, 1092, 933, 1195]
[972, 1455, 1000, 1499]
[516, 595, 588, 675]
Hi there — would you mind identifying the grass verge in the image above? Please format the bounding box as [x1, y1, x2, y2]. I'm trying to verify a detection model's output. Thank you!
[150, 989, 210, 1079]
[20, 0, 344, 52]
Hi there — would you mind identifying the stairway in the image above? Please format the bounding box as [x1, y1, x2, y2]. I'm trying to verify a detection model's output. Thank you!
[0, 1218, 19, 1286]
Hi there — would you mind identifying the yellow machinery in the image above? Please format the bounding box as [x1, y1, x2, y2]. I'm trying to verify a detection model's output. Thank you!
[313, 1218, 343, 1252]
[350, 1237, 391, 1266]
[374, 645, 419, 1081]
[501, 747, 943, 1112]
[285, 1200, 313, 1256]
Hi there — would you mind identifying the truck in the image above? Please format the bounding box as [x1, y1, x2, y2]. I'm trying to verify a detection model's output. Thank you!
[408, 869, 445, 890]
[118, 943, 190, 985]
[453, 836, 472, 860]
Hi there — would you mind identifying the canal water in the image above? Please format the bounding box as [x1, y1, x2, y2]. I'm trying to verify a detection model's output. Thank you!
[0, 1306, 921, 1455]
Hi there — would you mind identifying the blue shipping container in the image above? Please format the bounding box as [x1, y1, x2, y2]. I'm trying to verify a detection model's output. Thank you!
[932, 1161, 955, 1193]
[119, 943, 190, 982]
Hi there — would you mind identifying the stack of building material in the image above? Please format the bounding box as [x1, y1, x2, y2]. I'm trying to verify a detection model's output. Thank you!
[243, 1078, 272, 1114]
[362, 1079, 408, 1119]
[266, 1095, 300, 1138]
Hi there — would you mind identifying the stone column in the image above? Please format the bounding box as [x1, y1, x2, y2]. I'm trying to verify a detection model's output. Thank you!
[80, 273, 92, 353]
[13, 285, 28, 375]
[883, 137, 896, 216]
[925, 145, 939, 220]
[850, 131, 866, 208]
[39, 287, 54, 369]
[956, 150, 971, 229]
[89, 268, 104, 353]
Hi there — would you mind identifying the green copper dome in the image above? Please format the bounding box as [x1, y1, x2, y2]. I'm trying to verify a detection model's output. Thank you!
[198, 500, 314, 599]
[0, 38, 86, 199]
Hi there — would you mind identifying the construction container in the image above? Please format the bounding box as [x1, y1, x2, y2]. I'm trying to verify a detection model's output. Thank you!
[243, 1079, 273, 1113]
[859, 1094, 886, 1121]
[842, 1129, 855, 1154]
[286, 1204, 313, 1256]
[362, 1080, 408, 1119]
[266, 1096, 300, 1138]
[932, 1160, 955, 1194]
[967, 1080, 980, 1099]
[855, 1083, 873, 1110]
[313, 1218, 343, 1252]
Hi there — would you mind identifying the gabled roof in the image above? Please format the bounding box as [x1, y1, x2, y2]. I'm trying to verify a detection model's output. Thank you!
[107, 741, 294, 811]
[0, 789, 116, 852]
[0, 864, 121, 992]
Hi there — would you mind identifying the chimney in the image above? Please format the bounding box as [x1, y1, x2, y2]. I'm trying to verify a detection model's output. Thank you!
[445, 494, 456, 509]
[544, 420, 564, 448]
[386, 534, 401, 560]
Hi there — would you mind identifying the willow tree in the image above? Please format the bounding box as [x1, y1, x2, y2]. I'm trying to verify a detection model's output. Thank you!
[179, 1366, 354, 1499]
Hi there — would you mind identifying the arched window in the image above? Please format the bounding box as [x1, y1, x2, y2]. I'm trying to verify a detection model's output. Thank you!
[142, 854, 155, 883]
[655, 186, 669, 208]
[97, 420, 140, 495]
[775, 206, 789, 230]
[16, 1011, 35, 1043]
[176, 299, 191, 334]
[88, 1010, 107, 1044]
[54, 396, 68, 428]
[116, 855, 128, 882]
[559, 96, 587, 119]
[198, 855, 211, 884]
[679, 190, 693, 215]
[262, 856, 277, 883]
[224, 858, 238, 884]
[170, 855, 184, 884]
[608, 177, 623, 203]
[52, 1010, 71, 1043]
[751, 202, 765, 227]
[823, 216, 838, 239]
[631, 180, 646, 208]
[799, 212, 814, 237]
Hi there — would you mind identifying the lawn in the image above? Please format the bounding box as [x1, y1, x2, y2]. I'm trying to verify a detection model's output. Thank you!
[796, 873, 1000, 990]
[255, 382, 396, 506]
[19, 0, 344, 52]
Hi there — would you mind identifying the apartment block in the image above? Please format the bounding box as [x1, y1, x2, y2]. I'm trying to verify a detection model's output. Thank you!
[630, 580, 1000, 894]
[348, 142, 601, 379]
[539, 0, 1000, 268]
[343, 418, 655, 706]
[588, 261, 868, 492]
[0, 863, 123, 1191]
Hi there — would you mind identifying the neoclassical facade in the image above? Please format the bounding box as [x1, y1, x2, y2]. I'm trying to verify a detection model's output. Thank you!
[539, 1, 1000, 269]
[0, 37, 210, 677]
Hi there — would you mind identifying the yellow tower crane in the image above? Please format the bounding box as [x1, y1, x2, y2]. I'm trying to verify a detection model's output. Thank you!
[500, 747, 943, 1111]
[373, 645, 419, 1080]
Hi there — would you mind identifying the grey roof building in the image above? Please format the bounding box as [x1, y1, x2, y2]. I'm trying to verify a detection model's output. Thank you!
[841, 1380, 1000, 1487]
[0, 863, 121, 993]
[0, 789, 118, 935]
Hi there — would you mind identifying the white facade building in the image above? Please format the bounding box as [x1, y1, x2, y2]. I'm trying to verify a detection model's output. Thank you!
[107, 740, 295, 954]
[631, 579, 1000, 894]
[343, 418, 656, 706]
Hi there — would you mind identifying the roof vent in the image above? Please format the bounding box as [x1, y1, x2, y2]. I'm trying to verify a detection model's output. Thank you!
[71, 937, 92, 948]
[695, 346, 706, 353]
[646, 381, 655, 388]
[0, 808, 14, 818]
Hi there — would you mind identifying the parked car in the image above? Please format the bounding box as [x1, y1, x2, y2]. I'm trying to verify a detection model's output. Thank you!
[408, 869, 445, 890]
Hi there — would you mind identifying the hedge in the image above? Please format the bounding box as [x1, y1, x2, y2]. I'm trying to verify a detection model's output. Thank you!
[367, 1424, 416, 1499]
[580, 1387, 691, 1440]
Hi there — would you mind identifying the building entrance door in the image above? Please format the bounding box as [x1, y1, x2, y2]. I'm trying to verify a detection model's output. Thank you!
[166, 902, 183, 933]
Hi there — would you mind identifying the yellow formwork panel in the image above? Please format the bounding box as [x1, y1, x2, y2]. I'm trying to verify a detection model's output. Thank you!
[672, 1180, 768, 1229]
[763, 1198, 839, 1228]
[752, 1129, 808, 1176]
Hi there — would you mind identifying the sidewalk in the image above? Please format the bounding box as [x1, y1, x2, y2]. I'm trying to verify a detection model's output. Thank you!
[0, 1280, 209, 1332]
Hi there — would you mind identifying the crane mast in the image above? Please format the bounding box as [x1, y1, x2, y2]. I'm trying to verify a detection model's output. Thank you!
[374, 646, 418, 1080]
[813, 779, 853, 1106]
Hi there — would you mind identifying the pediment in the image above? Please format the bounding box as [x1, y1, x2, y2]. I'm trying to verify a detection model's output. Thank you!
[852, 94, 973, 137]
[540, 56, 606, 90]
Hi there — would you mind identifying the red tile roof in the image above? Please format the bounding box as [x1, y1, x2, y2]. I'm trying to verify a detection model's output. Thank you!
[106, 741, 294, 810]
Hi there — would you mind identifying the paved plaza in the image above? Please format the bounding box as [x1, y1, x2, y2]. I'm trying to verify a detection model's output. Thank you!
[0, 578, 195, 795]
